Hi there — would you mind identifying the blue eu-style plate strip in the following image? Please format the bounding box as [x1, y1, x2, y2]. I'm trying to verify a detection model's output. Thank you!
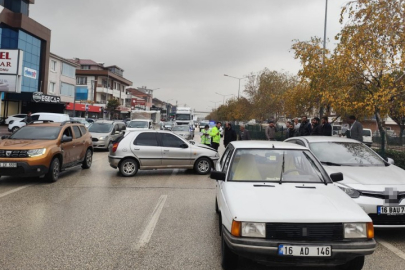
[278, 245, 284, 255]
[377, 206, 381, 215]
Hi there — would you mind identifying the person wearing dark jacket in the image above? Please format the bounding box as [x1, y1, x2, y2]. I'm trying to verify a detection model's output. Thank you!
[298, 116, 312, 136]
[321, 116, 332, 136]
[239, 125, 251, 140]
[286, 121, 295, 138]
[310, 117, 322, 136]
[224, 122, 237, 147]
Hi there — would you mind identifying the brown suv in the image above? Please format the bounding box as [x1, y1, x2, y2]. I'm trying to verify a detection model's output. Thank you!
[0, 121, 93, 182]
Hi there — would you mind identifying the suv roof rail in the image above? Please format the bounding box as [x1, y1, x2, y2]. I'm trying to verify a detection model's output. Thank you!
[60, 120, 82, 126]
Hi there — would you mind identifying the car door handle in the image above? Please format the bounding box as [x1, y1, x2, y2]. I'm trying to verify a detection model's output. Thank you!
[133, 148, 140, 150]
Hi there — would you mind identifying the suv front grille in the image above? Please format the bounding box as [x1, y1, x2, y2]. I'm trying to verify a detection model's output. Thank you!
[0, 150, 29, 158]
[266, 223, 344, 242]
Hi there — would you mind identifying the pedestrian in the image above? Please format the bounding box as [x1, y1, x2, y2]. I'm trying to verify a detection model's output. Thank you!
[321, 116, 332, 136]
[239, 125, 251, 140]
[224, 122, 237, 148]
[265, 121, 277, 141]
[201, 125, 211, 146]
[310, 117, 322, 136]
[286, 121, 295, 138]
[209, 122, 222, 150]
[25, 111, 32, 123]
[298, 116, 312, 136]
[347, 115, 363, 142]
[293, 117, 300, 136]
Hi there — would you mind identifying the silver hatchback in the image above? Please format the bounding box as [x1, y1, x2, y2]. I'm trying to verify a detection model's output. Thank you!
[108, 130, 219, 176]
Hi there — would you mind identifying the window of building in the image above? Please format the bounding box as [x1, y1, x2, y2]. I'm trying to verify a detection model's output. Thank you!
[4, 0, 29, 16]
[76, 77, 87, 85]
[49, 82, 56, 93]
[61, 83, 75, 97]
[81, 65, 90, 70]
[62, 63, 75, 78]
[50, 60, 57, 72]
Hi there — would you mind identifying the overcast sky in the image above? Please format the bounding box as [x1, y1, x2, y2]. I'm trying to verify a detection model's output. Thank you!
[31, 0, 348, 112]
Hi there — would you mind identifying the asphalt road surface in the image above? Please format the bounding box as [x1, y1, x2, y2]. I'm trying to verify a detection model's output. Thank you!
[0, 131, 405, 270]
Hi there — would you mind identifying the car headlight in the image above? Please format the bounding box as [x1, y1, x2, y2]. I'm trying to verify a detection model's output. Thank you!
[241, 222, 266, 238]
[99, 137, 105, 140]
[338, 186, 361, 198]
[344, 223, 375, 239]
[27, 148, 46, 157]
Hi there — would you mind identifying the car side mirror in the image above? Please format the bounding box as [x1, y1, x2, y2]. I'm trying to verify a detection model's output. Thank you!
[61, 136, 73, 143]
[387, 158, 395, 165]
[1, 135, 9, 140]
[210, 171, 226, 181]
[330, 172, 344, 182]
[180, 143, 188, 149]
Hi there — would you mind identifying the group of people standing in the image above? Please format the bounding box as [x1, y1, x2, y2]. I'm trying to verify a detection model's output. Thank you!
[284, 116, 333, 139]
[200, 122, 246, 150]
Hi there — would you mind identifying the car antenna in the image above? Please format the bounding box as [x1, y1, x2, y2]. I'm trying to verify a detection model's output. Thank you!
[279, 151, 285, 185]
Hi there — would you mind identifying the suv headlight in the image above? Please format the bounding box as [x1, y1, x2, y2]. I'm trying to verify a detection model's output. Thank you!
[27, 148, 46, 157]
[338, 186, 361, 198]
[241, 222, 266, 238]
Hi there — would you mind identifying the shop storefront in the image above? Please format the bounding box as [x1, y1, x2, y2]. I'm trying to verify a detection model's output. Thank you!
[65, 103, 102, 118]
[3, 92, 65, 115]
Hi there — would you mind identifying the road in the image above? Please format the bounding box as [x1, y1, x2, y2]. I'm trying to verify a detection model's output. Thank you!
[0, 131, 405, 269]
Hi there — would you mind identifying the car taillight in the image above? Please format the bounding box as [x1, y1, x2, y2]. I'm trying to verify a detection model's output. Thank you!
[112, 142, 119, 153]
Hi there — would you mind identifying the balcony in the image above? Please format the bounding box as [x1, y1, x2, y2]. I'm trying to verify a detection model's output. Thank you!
[113, 89, 121, 98]
[97, 87, 113, 95]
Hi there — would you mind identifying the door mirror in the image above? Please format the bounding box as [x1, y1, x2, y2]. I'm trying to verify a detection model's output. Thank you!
[61, 136, 73, 143]
[180, 143, 189, 149]
[330, 172, 344, 182]
[387, 158, 395, 165]
[210, 171, 226, 181]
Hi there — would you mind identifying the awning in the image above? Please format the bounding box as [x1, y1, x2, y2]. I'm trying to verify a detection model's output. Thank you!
[65, 103, 102, 113]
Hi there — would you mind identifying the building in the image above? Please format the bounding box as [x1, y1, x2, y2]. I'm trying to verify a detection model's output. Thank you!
[126, 88, 152, 111]
[0, 0, 65, 118]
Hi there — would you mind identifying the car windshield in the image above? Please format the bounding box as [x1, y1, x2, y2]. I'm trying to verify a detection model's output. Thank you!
[128, 121, 148, 128]
[9, 126, 61, 140]
[176, 114, 191, 120]
[88, 123, 113, 133]
[172, 126, 189, 131]
[228, 149, 328, 183]
[309, 142, 385, 166]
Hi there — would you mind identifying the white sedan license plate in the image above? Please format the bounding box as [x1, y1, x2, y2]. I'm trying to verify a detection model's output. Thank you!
[0, 162, 17, 168]
[378, 206, 405, 215]
[278, 245, 331, 257]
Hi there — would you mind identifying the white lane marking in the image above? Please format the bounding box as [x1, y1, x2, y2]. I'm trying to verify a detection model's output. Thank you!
[377, 238, 405, 261]
[0, 185, 31, 199]
[132, 194, 167, 251]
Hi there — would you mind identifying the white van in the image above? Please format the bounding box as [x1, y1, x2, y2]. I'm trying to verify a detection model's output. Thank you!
[8, 113, 70, 132]
[362, 128, 372, 147]
[126, 119, 154, 131]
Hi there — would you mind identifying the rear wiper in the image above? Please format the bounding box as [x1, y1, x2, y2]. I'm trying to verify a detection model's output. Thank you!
[321, 161, 342, 166]
[279, 151, 285, 185]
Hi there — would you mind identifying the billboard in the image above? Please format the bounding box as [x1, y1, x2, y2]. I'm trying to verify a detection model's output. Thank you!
[75, 87, 89, 101]
[0, 49, 23, 93]
[131, 98, 146, 106]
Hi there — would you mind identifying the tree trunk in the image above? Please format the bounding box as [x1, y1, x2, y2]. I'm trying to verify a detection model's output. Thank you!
[375, 109, 386, 158]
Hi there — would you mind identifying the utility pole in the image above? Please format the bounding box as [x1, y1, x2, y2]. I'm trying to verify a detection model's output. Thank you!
[320, 0, 328, 118]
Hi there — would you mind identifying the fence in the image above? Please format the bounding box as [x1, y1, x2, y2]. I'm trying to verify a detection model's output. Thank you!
[232, 123, 287, 141]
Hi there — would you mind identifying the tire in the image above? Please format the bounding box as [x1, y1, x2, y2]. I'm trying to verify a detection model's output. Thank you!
[338, 256, 365, 270]
[11, 126, 19, 133]
[46, 158, 60, 182]
[119, 158, 138, 177]
[82, 149, 93, 169]
[215, 198, 220, 214]
[221, 228, 238, 270]
[194, 157, 212, 175]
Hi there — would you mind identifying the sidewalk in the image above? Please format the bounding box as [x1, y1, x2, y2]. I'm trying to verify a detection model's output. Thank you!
[0, 125, 10, 136]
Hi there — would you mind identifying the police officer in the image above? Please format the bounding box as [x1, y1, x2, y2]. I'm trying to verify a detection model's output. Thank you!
[201, 125, 211, 146]
[210, 122, 222, 150]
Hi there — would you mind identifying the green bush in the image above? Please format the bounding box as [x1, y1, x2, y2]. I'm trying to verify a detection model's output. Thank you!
[375, 149, 405, 170]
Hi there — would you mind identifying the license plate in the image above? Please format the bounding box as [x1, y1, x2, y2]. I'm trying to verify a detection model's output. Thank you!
[278, 245, 331, 257]
[378, 206, 405, 215]
[0, 162, 17, 168]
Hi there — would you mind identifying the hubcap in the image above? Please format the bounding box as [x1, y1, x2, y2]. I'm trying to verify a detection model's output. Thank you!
[53, 160, 60, 179]
[123, 161, 136, 175]
[86, 151, 92, 166]
[198, 160, 209, 173]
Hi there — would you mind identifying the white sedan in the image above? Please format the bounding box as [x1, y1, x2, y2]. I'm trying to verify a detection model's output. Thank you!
[285, 136, 405, 228]
[212, 141, 375, 270]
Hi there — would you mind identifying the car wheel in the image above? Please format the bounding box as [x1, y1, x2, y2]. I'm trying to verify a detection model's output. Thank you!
[11, 126, 19, 133]
[221, 227, 238, 270]
[194, 157, 212, 175]
[82, 149, 93, 169]
[338, 256, 365, 270]
[119, 158, 138, 177]
[215, 198, 220, 214]
[46, 158, 60, 182]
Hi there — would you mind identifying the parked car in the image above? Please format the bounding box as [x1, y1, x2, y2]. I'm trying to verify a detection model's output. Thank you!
[71, 117, 91, 128]
[0, 121, 93, 182]
[171, 125, 194, 140]
[199, 121, 209, 132]
[4, 114, 26, 125]
[212, 141, 375, 270]
[126, 119, 153, 131]
[89, 120, 126, 150]
[8, 113, 70, 133]
[160, 121, 173, 130]
[108, 130, 219, 176]
[284, 136, 405, 228]
[362, 128, 372, 147]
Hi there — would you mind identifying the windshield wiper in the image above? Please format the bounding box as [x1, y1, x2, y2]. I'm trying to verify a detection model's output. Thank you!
[321, 161, 342, 166]
[279, 151, 285, 185]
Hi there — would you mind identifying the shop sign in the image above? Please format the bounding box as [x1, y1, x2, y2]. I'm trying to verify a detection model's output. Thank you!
[131, 98, 146, 106]
[23, 67, 37, 79]
[0, 50, 21, 75]
[32, 92, 61, 103]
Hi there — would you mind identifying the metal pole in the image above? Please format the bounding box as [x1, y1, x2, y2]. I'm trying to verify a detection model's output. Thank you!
[0, 92, 2, 124]
[73, 88, 76, 117]
[322, 0, 328, 65]
[238, 79, 241, 99]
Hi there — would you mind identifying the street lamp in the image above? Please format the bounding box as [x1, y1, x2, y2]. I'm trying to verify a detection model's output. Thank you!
[210, 100, 221, 110]
[215, 92, 234, 104]
[224, 74, 248, 99]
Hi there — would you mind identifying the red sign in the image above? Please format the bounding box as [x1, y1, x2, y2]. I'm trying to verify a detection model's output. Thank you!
[131, 98, 146, 106]
[65, 103, 102, 113]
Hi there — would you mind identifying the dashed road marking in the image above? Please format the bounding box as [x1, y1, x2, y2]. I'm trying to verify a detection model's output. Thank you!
[132, 194, 168, 251]
[0, 185, 31, 199]
[377, 238, 405, 261]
